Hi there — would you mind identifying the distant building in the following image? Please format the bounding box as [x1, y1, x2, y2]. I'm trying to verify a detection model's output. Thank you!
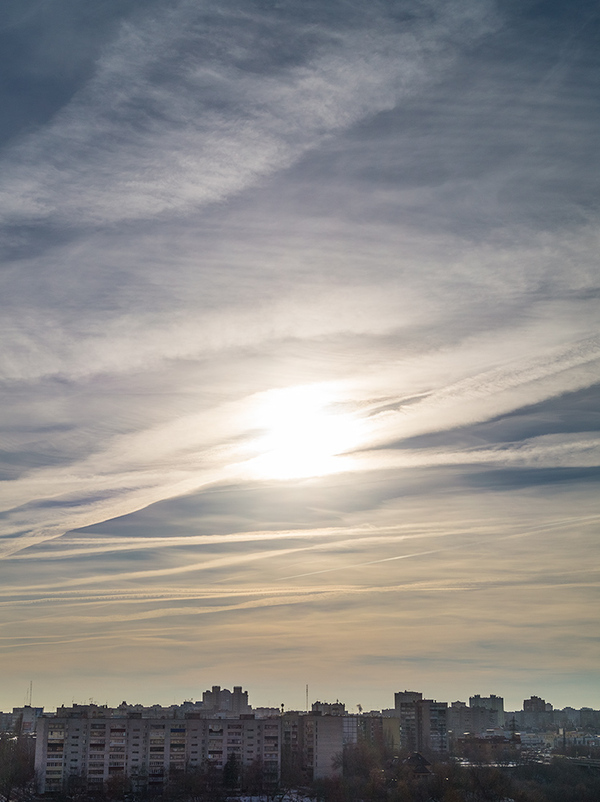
[416, 700, 448, 754]
[522, 696, 553, 730]
[394, 691, 422, 752]
[201, 685, 251, 715]
[523, 696, 547, 713]
[312, 700, 346, 716]
[469, 694, 504, 726]
[253, 706, 281, 718]
[393, 692, 447, 754]
[456, 734, 520, 763]
[342, 716, 358, 745]
[579, 708, 600, 730]
[382, 716, 402, 753]
[0, 706, 44, 734]
[448, 701, 497, 740]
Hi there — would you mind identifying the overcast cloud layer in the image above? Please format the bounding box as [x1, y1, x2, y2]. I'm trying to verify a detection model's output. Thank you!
[0, 0, 599, 712]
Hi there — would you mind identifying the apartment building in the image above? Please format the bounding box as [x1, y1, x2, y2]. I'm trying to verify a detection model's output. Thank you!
[393, 692, 448, 754]
[281, 713, 343, 782]
[469, 694, 505, 726]
[35, 713, 280, 794]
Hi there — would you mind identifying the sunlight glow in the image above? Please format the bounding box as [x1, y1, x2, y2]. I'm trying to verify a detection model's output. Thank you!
[246, 384, 363, 480]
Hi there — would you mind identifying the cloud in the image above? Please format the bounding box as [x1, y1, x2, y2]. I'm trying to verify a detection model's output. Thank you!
[1, 324, 599, 558]
[0, 0, 496, 229]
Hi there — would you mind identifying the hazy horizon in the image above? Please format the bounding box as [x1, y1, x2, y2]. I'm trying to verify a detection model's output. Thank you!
[5, 681, 598, 718]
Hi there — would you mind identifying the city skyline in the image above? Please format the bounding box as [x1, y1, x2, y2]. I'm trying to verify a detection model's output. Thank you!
[1, 683, 597, 720]
[1, 1, 599, 711]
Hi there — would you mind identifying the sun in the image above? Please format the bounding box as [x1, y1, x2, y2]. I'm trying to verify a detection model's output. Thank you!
[245, 384, 361, 480]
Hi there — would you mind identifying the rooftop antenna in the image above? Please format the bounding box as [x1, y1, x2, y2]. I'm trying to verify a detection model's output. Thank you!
[306, 684, 309, 712]
[28, 681, 33, 707]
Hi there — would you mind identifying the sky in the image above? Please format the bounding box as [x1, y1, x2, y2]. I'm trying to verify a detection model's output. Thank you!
[0, 0, 599, 715]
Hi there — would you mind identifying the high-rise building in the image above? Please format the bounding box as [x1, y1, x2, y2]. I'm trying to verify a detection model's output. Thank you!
[416, 700, 448, 754]
[523, 696, 547, 713]
[469, 695, 504, 726]
[281, 713, 343, 782]
[201, 686, 250, 715]
[393, 692, 447, 754]
[522, 696, 553, 730]
[394, 691, 423, 752]
[448, 701, 497, 736]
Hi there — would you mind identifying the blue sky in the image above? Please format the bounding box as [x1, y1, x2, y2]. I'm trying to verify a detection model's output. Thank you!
[0, 0, 599, 713]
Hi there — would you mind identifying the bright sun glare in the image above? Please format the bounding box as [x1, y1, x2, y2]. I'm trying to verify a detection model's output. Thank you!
[246, 384, 362, 480]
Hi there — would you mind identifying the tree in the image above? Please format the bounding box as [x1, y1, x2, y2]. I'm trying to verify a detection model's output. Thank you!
[242, 756, 266, 795]
[0, 735, 36, 802]
[222, 752, 240, 789]
[105, 772, 133, 802]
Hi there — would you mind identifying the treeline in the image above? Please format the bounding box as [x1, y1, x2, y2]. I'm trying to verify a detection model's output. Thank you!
[43, 759, 600, 802]
[316, 743, 600, 801]
[49, 754, 279, 802]
[0, 734, 36, 802]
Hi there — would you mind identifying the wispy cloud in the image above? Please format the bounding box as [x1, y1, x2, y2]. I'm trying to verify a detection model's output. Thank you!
[2, 331, 598, 557]
[0, 0, 496, 228]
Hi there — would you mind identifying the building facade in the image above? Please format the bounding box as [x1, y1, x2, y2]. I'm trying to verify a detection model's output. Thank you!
[35, 713, 280, 794]
[393, 692, 448, 754]
[469, 695, 505, 726]
[281, 713, 343, 782]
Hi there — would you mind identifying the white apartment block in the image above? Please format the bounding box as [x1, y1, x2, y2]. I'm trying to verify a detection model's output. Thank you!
[35, 715, 280, 794]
